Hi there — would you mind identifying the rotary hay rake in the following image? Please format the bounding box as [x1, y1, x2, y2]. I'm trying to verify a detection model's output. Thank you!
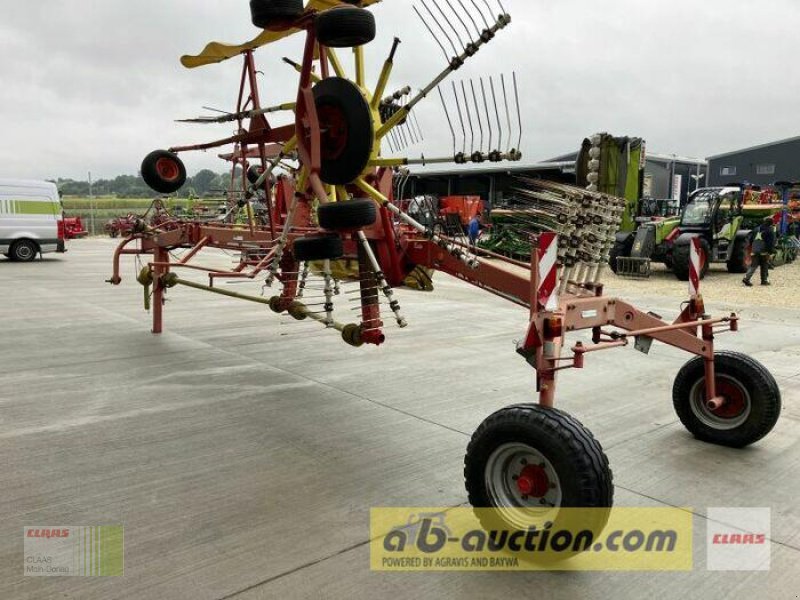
[110, 0, 781, 542]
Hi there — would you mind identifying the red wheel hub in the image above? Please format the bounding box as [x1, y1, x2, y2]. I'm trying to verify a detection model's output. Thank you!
[155, 157, 180, 181]
[713, 379, 748, 418]
[516, 464, 550, 498]
[317, 104, 349, 160]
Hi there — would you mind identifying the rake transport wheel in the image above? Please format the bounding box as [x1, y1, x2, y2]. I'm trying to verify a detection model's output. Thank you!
[673, 351, 781, 448]
[249, 0, 304, 29]
[672, 237, 710, 281]
[292, 233, 344, 262]
[313, 77, 374, 185]
[315, 6, 376, 48]
[141, 150, 187, 194]
[318, 199, 377, 230]
[465, 404, 613, 560]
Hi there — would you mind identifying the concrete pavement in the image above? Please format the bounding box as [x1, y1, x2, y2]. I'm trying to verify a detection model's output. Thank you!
[1, 239, 798, 599]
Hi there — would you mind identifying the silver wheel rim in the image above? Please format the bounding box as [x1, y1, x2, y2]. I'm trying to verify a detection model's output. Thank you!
[16, 244, 33, 260]
[689, 374, 751, 430]
[484, 443, 562, 529]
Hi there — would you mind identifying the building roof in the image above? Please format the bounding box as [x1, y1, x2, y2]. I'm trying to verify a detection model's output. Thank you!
[646, 152, 706, 166]
[407, 161, 575, 178]
[707, 135, 800, 161]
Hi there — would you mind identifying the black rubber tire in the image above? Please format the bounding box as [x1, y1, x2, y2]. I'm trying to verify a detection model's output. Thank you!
[313, 77, 374, 185]
[292, 234, 344, 261]
[141, 150, 187, 194]
[246, 165, 264, 186]
[672, 238, 710, 281]
[673, 351, 781, 448]
[630, 226, 656, 259]
[250, 0, 304, 28]
[318, 199, 377, 230]
[608, 240, 631, 274]
[9, 239, 38, 262]
[465, 404, 613, 558]
[315, 7, 376, 48]
[726, 234, 751, 273]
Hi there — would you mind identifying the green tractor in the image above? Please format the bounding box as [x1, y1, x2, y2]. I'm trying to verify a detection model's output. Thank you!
[669, 187, 752, 281]
[611, 187, 753, 280]
[609, 198, 681, 277]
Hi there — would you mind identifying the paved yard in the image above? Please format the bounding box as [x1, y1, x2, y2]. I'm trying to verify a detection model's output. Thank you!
[1, 239, 798, 599]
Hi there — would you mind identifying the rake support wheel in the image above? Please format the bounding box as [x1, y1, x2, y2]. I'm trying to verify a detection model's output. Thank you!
[315, 7, 376, 48]
[141, 150, 187, 194]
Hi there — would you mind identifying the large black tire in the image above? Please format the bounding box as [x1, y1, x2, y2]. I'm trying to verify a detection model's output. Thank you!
[318, 199, 377, 230]
[250, 0, 304, 29]
[141, 150, 187, 194]
[9, 239, 39, 262]
[292, 234, 344, 262]
[313, 78, 374, 185]
[630, 225, 656, 259]
[726, 234, 752, 273]
[608, 239, 631, 274]
[315, 7, 376, 48]
[673, 351, 781, 448]
[465, 404, 613, 559]
[672, 238, 710, 281]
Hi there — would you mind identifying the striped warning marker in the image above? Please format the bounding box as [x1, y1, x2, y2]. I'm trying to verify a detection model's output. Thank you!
[689, 237, 703, 296]
[538, 232, 560, 311]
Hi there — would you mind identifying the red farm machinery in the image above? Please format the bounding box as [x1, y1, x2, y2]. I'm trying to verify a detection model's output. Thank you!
[109, 0, 781, 543]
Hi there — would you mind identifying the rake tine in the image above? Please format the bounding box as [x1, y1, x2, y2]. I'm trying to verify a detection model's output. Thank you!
[501, 74, 513, 154]
[436, 0, 469, 51]
[513, 71, 523, 151]
[452, 82, 467, 155]
[443, 0, 473, 46]
[421, 0, 460, 58]
[461, 81, 475, 154]
[456, 0, 483, 37]
[438, 86, 457, 156]
[480, 0, 499, 19]
[411, 109, 424, 142]
[413, 5, 450, 62]
[480, 78, 492, 154]
[470, 79, 483, 154]
[490, 76, 503, 153]
[496, 0, 508, 16]
[468, 0, 491, 29]
[404, 98, 419, 144]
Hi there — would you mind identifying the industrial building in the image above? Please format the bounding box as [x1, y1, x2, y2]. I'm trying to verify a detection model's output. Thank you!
[707, 136, 800, 187]
[405, 151, 707, 207]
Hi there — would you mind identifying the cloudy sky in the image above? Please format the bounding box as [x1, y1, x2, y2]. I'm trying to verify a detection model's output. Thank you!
[2, 0, 799, 181]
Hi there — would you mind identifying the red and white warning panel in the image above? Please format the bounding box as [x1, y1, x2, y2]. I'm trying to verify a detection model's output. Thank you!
[689, 237, 703, 297]
[537, 233, 560, 311]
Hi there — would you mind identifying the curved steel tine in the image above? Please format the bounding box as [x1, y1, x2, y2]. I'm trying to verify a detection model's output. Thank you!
[480, 78, 492, 154]
[468, 0, 491, 29]
[513, 71, 523, 151]
[469, 79, 483, 154]
[421, 0, 460, 58]
[461, 81, 474, 154]
[456, 0, 483, 37]
[501, 74, 513, 153]
[451, 82, 466, 155]
[490, 76, 502, 153]
[413, 5, 449, 62]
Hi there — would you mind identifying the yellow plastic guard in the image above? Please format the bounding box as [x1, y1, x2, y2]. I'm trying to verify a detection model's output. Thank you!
[180, 0, 382, 69]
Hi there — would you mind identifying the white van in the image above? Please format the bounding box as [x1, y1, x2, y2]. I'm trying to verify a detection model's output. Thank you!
[0, 179, 65, 261]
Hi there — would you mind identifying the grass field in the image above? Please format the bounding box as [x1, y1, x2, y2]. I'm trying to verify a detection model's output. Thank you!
[62, 196, 223, 235]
